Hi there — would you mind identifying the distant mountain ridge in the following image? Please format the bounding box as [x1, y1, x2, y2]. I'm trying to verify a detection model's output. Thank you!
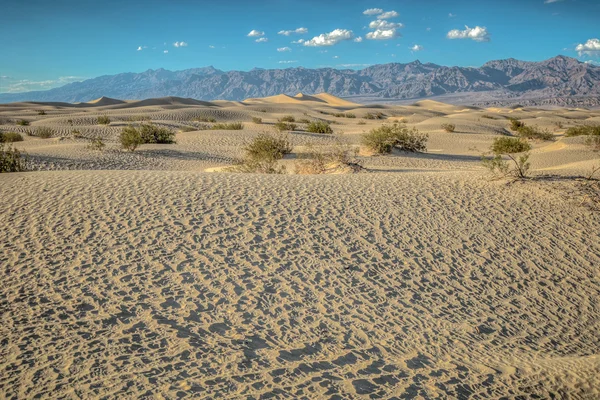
[1, 56, 599, 107]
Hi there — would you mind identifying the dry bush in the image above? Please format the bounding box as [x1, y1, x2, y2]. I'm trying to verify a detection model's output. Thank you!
[252, 117, 263, 124]
[275, 121, 297, 132]
[441, 123, 456, 133]
[0, 142, 27, 173]
[232, 133, 292, 174]
[509, 118, 524, 131]
[179, 126, 196, 132]
[515, 124, 554, 141]
[306, 121, 333, 134]
[97, 115, 111, 125]
[37, 110, 46, 115]
[34, 127, 54, 139]
[16, 119, 30, 126]
[195, 116, 217, 123]
[361, 122, 427, 154]
[295, 140, 361, 174]
[86, 138, 105, 151]
[482, 137, 531, 180]
[364, 112, 385, 120]
[211, 122, 243, 130]
[585, 135, 600, 151]
[565, 125, 600, 137]
[139, 123, 176, 143]
[280, 115, 295, 122]
[120, 126, 143, 152]
[0, 132, 24, 143]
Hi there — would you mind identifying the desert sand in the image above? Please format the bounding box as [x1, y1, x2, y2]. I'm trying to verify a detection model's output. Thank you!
[1, 94, 599, 398]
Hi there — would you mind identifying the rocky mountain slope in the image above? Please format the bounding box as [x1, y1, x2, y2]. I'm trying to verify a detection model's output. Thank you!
[1, 56, 599, 106]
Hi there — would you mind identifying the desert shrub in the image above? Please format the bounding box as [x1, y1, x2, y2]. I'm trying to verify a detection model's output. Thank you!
[564, 125, 600, 137]
[259, 109, 267, 113]
[196, 116, 217, 123]
[34, 127, 54, 139]
[357, 120, 366, 125]
[87, 138, 105, 151]
[361, 122, 427, 154]
[333, 112, 356, 118]
[585, 135, 600, 151]
[120, 125, 143, 152]
[481, 114, 497, 120]
[441, 123, 456, 133]
[345, 113, 356, 119]
[233, 133, 292, 174]
[515, 124, 554, 141]
[298, 118, 311, 124]
[139, 123, 176, 144]
[16, 119, 30, 126]
[280, 115, 295, 122]
[295, 140, 361, 175]
[0, 142, 27, 173]
[71, 129, 82, 138]
[274, 121, 297, 132]
[179, 126, 196, 132]
[37, 110, 46, 115]
[554, 121, 564, 129]
[306, 121, 333, 134]
[97, 115, 111, 125]
[67, 119, 73, 126]
[364, 112, 385, 120]
[509, 118, 524, 131]
[252, 117, 263, 124]
[1, 132, 24, 143]
[211, 122, 243, 130]
[482, 137, 531, 180]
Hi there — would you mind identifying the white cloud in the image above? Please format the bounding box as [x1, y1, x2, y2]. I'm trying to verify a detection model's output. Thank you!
[209, 45, 216, 49]
[278, 60, 298, 64]
[173, 41, 188, 47]
[164, 50, 169, 53]
[247, 30, 265, 37]
[278, 27, 308, 36]
[447, 26, 490, 42]
[426, 27, 431, 32]
[369, 20, 403, 30]
[366, 29, 400, 40]
[363, 8, 383, 15]
[544, 0, 563, 3]
[303, 29, 354, 46]
[354, 36, 363, 43]
[137, 46, 143, 51]
[255, 37, 268, 43]
[576, 38, 600, 56]
[449, 13, 456, 17]
[292, 39, 305, 44]
[377, 11, 399, 19]
[584, 60, 600, 65]
[337, 63, 372, 68]
[411, 44, 423, 51]
[333, 55, 339, 59]
[277, 47, 291, 52]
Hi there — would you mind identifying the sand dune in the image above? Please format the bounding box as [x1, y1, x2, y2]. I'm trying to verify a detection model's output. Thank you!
[1, 96, 599, 398]
[86, 96, 125, 106]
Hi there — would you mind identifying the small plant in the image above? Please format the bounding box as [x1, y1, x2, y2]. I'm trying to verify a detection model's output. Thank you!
[37, 110, 46, 115]
[232, 133, 292, 174]
[515, 124, 554, 141]
[87, 138, 105, 151]
[509, 118, 524, 131]
[585, 135, 600, 151]
[0, 132, 24, 143]
[274, 121, 297, 132]
[361, 122, 427, 154]
[97, 115, 111, 125]
[0, 142, 27, 173]
[120, 125, 143, 152]
[280, 115, 295, 122]
[71, 130, 82, 138]
[306, 121, 333, 134]
[554, 121, 564, 129]
[34, 127, 54, 139]
[441, 123, 456, 133]
[298, 118, 311, 124]
[364, 112, 385, 120]
[67, 119, 73, 126]
[16, 119, 30, 126]
[211, 122, 243, 130]
[195, 116, 217, 123]
[357, 120, 366, 125]
[564, 125, 600, 137]
[179, 126, 196, 132]
[481, 114, 497, 120]
[345, 113, 356, 119]
[139, 123, 176, 144]
[295, 140, 361, 175]
[259, 109, 267, 113]
[482, 137, 531, 180]
[252, 117, 263, 124]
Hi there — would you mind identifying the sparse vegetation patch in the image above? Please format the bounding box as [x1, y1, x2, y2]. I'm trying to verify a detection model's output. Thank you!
[361, 122, 427, 154]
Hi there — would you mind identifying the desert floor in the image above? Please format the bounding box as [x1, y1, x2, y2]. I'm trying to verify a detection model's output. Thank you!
[1, 94, 600, 399]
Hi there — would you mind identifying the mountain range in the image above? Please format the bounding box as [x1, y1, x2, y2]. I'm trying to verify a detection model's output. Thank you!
[1, 56, 599, 107]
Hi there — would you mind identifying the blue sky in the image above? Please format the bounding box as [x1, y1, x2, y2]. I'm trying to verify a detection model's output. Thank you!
[1, 0, 599, 93]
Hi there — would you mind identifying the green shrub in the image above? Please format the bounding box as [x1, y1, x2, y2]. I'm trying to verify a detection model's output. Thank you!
[211, 122, 243, 130]
[280, 115, 295, 122]
[509, 118, 525, 131]
[345, 113, 356, 119]
[37, 110, 46, 115]
[441, 123, 456, 133]
[233, 133, 292, 174]
[34, 127, 54, 139]
[196, 116, 217, 123]
[274, 121, 297, 132]
[1, 132, 24, 143]
[361, 122, 427, 154]
[0, 142, 27, 173]
[97, 115, 111, 125]
[298, 118, 311, 124]
[364, 112, 385, 120]
[515, 124, 554, 141]
[483, 137, 532, 180]
[87, 138, 105, 151]
[564, 125, 600, 137]
[306, 121, 333, 134]
[252, 117, 263, 124]
[120, 125, 143, 152]
[16, 119, 30, 126]
[333, 112, 356, 119]
[139, 123, 176, 144]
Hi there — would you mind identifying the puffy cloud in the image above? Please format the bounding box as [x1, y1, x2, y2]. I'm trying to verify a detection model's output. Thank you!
[277, 47, 291, 52]
[247, 30, 265, 37]
[255, 37, 268, 43]
[303, 29, 354, 46]
[292, 39, 305, 44]
[366, 29, 399, 40]
[137, 46, 143, 51]
[164, 50, 169, 53]
[278, 27, 308, 36]
[354, 36, 363, 43]
[411, 44, 423, 51]
[369, 20, 403, 30]
[208, 45, 216, 49]
[447, 26, 490, 42]
[333, 55, 339, 59]
[576, 38, 600, 56]
[173, 41, 188, 47]
[278, 60, 298, 64]
[377, 11, 399, 19]
[363, 8, 383, 15]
